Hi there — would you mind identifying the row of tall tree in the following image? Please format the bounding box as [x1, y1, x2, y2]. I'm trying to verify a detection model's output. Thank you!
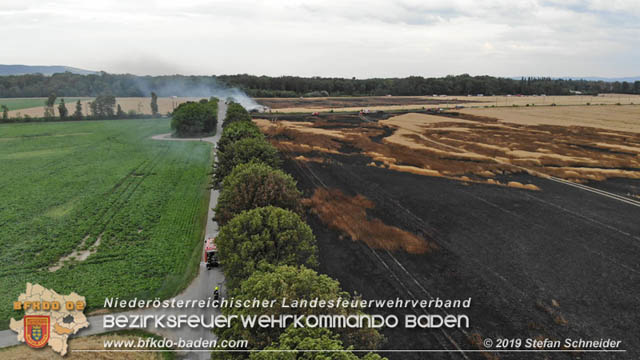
[223, 74, 640, 97]
[1, 72, 639, 98]
[210, 103, 386, 359]
[0, 92, 162, 123]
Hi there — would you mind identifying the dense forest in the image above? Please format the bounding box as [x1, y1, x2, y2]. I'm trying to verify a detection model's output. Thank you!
[1, 72, 639, 98]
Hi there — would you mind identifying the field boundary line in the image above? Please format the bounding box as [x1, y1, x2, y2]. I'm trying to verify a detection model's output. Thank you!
[548, 176, 640, 208]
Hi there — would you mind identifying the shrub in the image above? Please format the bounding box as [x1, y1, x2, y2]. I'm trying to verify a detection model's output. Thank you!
[217, 121, 264, 154]
[214, 265, 383, 355]
[213, 137, 280, 187]
[224, 102, 252, 126]
[89, 95, 116, 118]
[249, 327, 386, 360]
[215, 162, 302, 225]
[216, 207, 318, 289]
[170, 99, 218, 136]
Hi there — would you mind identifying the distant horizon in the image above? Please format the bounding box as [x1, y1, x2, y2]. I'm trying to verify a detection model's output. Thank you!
[2, 64, 639, 82]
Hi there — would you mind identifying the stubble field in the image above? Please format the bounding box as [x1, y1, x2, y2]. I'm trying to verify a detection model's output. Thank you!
[257, 94, 640, 113]
[253, 104, 640, 359]
[5, 97, 201, 118]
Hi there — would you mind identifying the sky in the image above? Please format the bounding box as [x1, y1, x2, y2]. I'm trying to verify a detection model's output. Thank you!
[0, 0, 638, 78]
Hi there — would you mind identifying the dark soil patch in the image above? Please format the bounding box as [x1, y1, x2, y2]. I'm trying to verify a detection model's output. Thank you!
[574, 144, 634, 156]
[269, 112, 640, 359]
[370, 126, 394, 143]
[256, 96, 476, 109]
[285, 154, 640, 359]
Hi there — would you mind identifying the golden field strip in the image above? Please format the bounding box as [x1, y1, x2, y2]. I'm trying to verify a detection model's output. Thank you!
[458, 105, 640, 133]
[6, 97, 201, 118]
[6, 94, 640, 118]
[255, 104, 640, 188]
[257, 94, 640, 113]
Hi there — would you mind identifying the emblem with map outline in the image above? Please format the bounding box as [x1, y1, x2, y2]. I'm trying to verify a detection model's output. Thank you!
[10, 283, 89, 356]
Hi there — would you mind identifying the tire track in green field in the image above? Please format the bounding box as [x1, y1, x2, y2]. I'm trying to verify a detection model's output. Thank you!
[93, 146, 169, 229]
[0, 128, 163, 268]
[0, 126, 136, 190]
[48, 142, 172, 269]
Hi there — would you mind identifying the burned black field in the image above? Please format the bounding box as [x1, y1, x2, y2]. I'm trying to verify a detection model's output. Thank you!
[256, 111, 640, 360]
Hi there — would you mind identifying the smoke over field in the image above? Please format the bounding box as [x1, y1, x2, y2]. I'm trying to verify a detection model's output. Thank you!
[4, 77, 261, 119]
[134, 77, 261, 110]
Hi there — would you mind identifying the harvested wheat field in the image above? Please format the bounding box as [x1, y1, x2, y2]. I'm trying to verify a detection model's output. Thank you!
[7, 97, 200, 118]
[256, 108, 640, 186]
[0, 333, 164, 359]
[459, 104, 640, 133]
[256, 94, 640, 113]
[254, 108, 640, 358]
[256, 96, 474, 113]
[435, 93, 640, 107]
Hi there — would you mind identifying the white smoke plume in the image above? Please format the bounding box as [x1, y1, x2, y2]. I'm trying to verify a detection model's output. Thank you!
[134, 76, 263, 110]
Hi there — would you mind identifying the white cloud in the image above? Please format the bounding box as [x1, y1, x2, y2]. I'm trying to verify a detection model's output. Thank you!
[588, 0, 640, 14]
[0, 0, 637, 77]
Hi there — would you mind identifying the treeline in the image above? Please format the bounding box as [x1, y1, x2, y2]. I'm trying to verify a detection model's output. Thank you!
[209, 103, 386, 359]
[1, 72, 640, 98]
[223, 74, 640, 97]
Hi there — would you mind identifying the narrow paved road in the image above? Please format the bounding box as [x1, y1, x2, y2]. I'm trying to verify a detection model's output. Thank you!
[0, 101, 228, 360]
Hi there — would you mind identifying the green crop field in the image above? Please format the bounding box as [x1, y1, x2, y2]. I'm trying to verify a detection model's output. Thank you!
[0, 119, 212, 329]
[0, 97, 90, 111]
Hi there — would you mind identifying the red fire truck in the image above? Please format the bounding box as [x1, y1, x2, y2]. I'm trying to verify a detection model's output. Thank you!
[204, 237, 219, 270]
